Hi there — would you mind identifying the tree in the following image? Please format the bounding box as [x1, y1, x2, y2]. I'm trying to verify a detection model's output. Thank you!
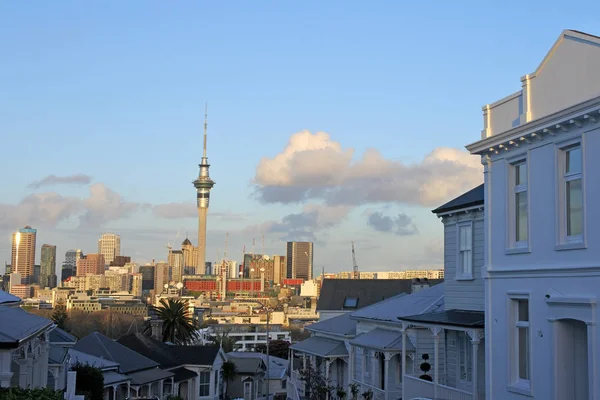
[51, 306, 69, 331]
[255, 340, 291, 359]
[213, 332, 237, 353]
[71, 362, 104, 400]
[299, 364, 334, 400]
[419, 353, 432, 382]
[221, 361, 238, 399]
[151, 298, 198, 344]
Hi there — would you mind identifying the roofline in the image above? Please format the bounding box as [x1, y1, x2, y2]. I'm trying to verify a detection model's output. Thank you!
[433, 204, 484, 217]
[305, 328, 355, 339]
[467, 94, 600, 154]
[398, 316, 484, 329]
[0, 322, 55, 349]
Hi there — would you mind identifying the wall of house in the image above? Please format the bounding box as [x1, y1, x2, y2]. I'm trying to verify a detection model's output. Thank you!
[487, 127, 600, 270]
[442, 210, 484, 312]
[413, 328, 446, 382]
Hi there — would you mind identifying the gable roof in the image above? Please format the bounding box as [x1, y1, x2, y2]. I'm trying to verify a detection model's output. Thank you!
[316, 279, 442, 311]
[227, 356, 266, 374]
[49, 327, 77, 344]
[350, 282, 445, 323]
[0, 307, 53, 348]
[117, 333, 221, 367]
[306, 312, 356, 337]
[74, 332, 158, 373]
[226, 352, 288, 380]
[68, 348, 120, 371]
[432, 184, 484, 215]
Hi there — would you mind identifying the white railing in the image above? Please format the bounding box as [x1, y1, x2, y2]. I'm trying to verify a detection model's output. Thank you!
[403, 374, 476, 400]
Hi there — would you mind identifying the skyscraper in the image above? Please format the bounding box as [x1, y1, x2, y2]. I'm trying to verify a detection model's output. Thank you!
[192, 106, 215, 275]
[64, 249, 83, 275]
[286, 242, 314, 281]
[11, 226, 37, 284]
[40, 244, 57, 288]
[98, 233, 121, 266]
[168, 249, 184, 283]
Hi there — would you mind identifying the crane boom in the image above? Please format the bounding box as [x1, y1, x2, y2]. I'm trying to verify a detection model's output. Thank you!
[352, 241, 359, 279]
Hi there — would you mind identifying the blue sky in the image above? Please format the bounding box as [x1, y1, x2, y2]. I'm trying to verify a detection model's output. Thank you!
[1, 1, 598, 272]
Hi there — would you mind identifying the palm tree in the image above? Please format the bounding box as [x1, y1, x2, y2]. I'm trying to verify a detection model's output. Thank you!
[221, 361, 237, 399]
[213, 332, 237, 353]
[150, 298, 198, 344]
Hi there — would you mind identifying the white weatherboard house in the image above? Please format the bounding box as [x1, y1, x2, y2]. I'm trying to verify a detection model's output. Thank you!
[467, 29, 600, 400]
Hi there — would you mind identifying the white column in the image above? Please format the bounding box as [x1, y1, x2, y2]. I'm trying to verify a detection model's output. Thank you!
[0, 351, 14, 388]
[401, 328, 407, 400]
[471, 337, 480, 400]
[325, 360, 331, 400]
[384, 354, 391, 400]
[432, 328, 441, 399]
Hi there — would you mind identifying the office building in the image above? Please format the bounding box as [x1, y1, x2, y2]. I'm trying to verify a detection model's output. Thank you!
[98, 233, 120, 266]
[40, 244, 56, 288]
[168, 249, 184, 283]
[64, 249, 83, 275]
[11, 226, 37, 284]
[286, 242, 313, 280]
[76, 254, 105, 276]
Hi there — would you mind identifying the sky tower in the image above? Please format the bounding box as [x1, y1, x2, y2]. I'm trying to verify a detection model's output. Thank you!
[193, 104, 215, 275]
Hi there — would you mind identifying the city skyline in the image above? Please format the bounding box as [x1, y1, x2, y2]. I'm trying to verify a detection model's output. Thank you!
[1, 2, 599, 272]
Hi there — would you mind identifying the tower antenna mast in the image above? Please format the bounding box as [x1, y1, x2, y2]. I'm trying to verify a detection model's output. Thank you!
[352, 241, 359, 279]
[203, 102, 208, 159]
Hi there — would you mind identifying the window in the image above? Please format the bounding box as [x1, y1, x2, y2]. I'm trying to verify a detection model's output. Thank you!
[458, 332, 472, 382]
[514, 162, 528, 244]
[343, 297, 358, 308]
[562, 145, 583, 241]
[364, 349, 372, 377]
[510, 297, 530, 392]
[457, 222, 473, 279]
[199, 371, 211, 396]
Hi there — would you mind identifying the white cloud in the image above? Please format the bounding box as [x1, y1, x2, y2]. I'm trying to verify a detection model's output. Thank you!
[254, 130, 483, 207]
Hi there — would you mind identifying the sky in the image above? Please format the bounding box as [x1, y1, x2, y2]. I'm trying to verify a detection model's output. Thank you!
[1, 1, 598, 273]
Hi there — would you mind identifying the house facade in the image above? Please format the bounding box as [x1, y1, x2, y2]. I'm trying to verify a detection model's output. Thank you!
[225, 355, 266, 400]
[467, 29, 600, 400]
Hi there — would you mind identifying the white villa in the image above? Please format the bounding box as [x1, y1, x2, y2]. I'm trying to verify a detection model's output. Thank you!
[288, 183, 485, 400]
[467, 29, 600, 400]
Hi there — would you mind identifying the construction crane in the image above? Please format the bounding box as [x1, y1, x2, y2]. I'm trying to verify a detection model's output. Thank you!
[220, 233, 230, 300]
[352, 241, 359, 279]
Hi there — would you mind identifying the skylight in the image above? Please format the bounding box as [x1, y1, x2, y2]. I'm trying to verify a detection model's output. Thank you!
[343, 297, 358, 308]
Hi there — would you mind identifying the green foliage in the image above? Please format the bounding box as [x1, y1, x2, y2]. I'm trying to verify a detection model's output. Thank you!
[151, 298, 198, 344]
[212, 332, 238, 353]
[254, 339, 290, 359]
[0, 387, 64, 400]
[51, 307, 69, 331]
[221, 361, 238, 397]
[300, 365, 334, 400]
[361, 389, 373, 400]
[71, 362, 104, 400]
[349, 383, 360, 400]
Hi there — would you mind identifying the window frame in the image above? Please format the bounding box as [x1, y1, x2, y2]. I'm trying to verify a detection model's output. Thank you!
[506, 156, 530, 254]
[507, 293, 532, 396]
[556, 138, 586, 250]
[456, 221, 474, 280]
[199, 370, 211, 396]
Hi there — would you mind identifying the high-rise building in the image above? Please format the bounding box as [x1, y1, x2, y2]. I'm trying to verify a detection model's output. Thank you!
[65, 249, 84, 275]
[139, 265, 155, 291]
[154, 261, 169, 294]
[110, 255, 131, 267]
[181, 238, 199, 271]
[11, 226, 37, 284]
[98, 233, 121, 266]
[76, 254, 105, 276]
[40, 244, 57, 288]
[273, 255, 286, 285]
[168, 249, 184, 283]
[286, 242, 313, 281]
[192, 107, 215, 275]
[131, 274, 143, 298]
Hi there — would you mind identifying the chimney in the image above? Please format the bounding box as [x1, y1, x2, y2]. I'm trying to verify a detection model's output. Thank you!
[411, 277, 430, 293]
[150, 319, 163, 341]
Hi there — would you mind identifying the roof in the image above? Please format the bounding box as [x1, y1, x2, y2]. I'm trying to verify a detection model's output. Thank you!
[432, 184, 484, 215]
[49, 345, 69, 364]
[351, 283, 445, 323]
[128, 368, 174, 385]
[226, 352, 288, 380]
[0, 307, 53, 348]
[290, 336, 348, 358]
[316, 279, 442, 311]
[182, 238, 192, 246]
[227, 357, 266, 375]
[68, 348, 120, 370]
[170, 367, 197, 383]
[103, 371, 130, 386]
[74, 332, 158, 373]
[350, 328, 415, 352]
[306, 312, 356, 337]
[0, 290, 20, 305]
[117, 333, 221, 367]
[399, 309, 485, 329]
[49, 327, 77, 344]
